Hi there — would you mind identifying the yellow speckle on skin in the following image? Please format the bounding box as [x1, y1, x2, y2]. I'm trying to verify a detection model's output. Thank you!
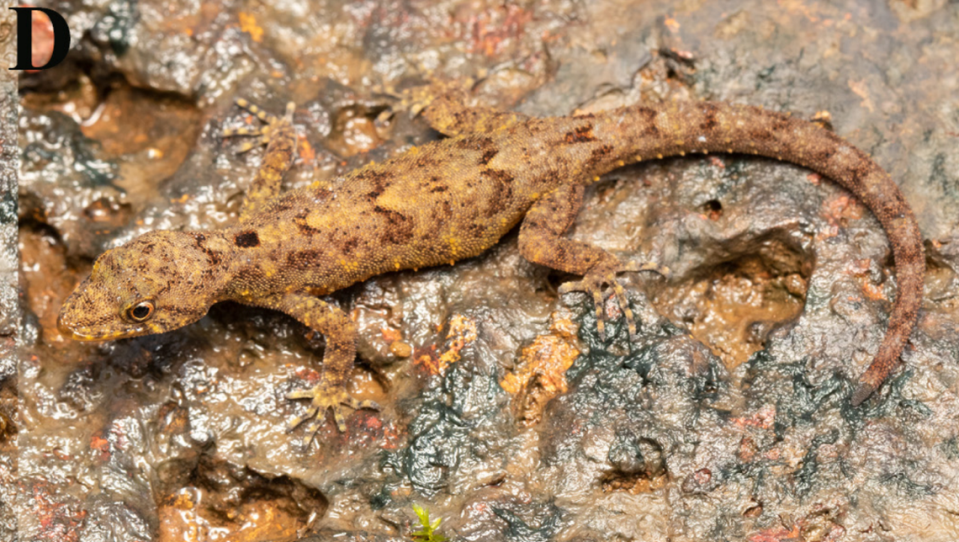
[305, 210, 330, 231]
[656, 154, 663, 159]
[593, 176, 600, 182]
[261, 260, 276, 277]
[407, 146, 419, 155]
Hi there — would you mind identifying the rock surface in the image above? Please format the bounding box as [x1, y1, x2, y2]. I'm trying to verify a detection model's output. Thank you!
[16, 0, 959, 540]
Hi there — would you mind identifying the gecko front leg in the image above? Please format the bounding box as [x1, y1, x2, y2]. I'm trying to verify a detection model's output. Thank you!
[223, 99, 298, 222]
[261, 293, 379, 443]
[519, 184, 668, 340]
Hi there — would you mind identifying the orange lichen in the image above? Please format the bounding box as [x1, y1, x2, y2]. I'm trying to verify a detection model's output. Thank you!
[500, 312, 579, 425]
[415, 314, 477, 376]
[238, 12, 264, 43]
[500, 316, 579, 395]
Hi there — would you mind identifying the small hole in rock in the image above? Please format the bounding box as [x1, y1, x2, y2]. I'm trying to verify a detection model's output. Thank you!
[703, 199, 723, 220]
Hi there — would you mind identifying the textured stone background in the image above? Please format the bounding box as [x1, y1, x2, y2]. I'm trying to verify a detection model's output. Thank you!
[0, 1, 19, 541]
[15, 0, 959, 541]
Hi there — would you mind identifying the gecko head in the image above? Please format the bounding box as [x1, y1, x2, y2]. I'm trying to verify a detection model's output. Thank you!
[58, 230, 221, 341]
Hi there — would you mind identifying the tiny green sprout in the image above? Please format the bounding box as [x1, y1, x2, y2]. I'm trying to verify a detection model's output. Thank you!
[411, 503, 447, 542]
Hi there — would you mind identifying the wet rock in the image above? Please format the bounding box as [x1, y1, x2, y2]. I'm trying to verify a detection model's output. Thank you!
[15, 0, 959, 540]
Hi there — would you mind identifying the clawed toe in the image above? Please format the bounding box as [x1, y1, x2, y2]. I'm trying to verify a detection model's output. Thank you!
[623, 260, 671, 279]
[235, 98, 277, 123]
[286, 379, 380, 443]
[559, 261, 665, 342]
[224, 99, 296, 153]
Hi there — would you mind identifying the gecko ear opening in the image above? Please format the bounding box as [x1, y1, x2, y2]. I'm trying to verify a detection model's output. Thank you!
[125, 300, 156, 322]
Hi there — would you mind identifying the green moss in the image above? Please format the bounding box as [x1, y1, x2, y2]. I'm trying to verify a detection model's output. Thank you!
[411, 504, 447, 542]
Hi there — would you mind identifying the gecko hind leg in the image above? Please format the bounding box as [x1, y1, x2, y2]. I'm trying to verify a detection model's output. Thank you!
[519, 184, 669, 342]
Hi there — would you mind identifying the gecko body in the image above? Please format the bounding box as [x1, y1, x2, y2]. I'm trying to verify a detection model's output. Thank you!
[58, 87, 924, 439]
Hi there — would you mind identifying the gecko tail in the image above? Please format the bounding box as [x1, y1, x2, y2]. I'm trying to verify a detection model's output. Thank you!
[850, 381, 878, 406]
[586, 101, 923, 405]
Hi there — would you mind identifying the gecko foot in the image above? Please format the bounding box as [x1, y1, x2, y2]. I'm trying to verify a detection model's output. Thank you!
[558, 261, 669, 341]
[223, 99, 296, 153]
[287, 376, 380, 444]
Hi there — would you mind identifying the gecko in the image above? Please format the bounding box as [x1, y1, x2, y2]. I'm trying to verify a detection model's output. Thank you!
[58, 83, 925, 441]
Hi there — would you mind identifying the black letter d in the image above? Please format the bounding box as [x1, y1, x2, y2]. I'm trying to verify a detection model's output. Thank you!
[9, 7, 71, 70]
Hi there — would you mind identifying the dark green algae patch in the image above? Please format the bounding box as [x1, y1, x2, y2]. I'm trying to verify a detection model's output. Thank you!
[15, 0, 959, 540]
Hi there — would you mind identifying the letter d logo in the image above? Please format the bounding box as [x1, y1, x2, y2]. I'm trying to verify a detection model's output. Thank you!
[9, 7, 71, 70]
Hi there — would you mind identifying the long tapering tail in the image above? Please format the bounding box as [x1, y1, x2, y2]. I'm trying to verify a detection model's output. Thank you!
[585, 101, 924, 404]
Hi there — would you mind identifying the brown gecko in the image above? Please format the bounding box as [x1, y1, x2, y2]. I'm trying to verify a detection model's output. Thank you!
[58, 85, 924, 441]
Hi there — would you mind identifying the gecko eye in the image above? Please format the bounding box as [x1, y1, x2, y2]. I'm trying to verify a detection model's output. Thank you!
[126, 300, 155, 322]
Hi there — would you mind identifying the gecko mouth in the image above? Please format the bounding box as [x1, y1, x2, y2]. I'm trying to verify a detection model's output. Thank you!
[57, 291, 149, 341]
[56, 312, 146, 341]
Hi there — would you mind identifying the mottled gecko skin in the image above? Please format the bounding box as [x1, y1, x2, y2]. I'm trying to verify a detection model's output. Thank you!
[59, 86, 924, 440]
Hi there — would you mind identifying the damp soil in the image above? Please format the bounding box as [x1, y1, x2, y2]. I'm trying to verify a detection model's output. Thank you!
[15, 0, 959, 541]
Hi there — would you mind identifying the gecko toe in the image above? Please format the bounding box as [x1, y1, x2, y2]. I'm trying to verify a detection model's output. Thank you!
[610, 279, 638, 338]
[302, 421, 322, 446]
[287, 406, 319, 431]
[332, 407, 347, 432]
[226, 100, 295, 154]
[222, 126, 265, 137]
[286, 376, 379, 437]
[559, 262, 653, 343]
[345, 396, 381, 411]
[235, 98, 276, 123]
[623, 260, 671, 279]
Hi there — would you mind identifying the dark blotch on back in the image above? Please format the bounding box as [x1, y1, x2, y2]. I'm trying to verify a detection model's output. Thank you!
[634, 106, 659, 136]
[359, 169, 392, 200]
[235, 231, 260, 248]
[480, 148, 498, 165]
[192, 232, 222, 265]
[471, 136, 498, 165]
[585, 144, 614, 169]
[564, 124, 596, 144]
[481, 168, 514, 217]
[699, 103, 719, 132]
[373, 206, 415, 245]
[287, 249, 322, 269]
